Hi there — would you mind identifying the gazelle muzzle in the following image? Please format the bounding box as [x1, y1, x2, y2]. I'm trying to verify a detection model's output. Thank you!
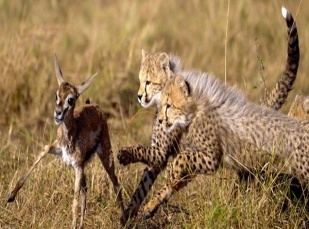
[54, 106, 68, 125]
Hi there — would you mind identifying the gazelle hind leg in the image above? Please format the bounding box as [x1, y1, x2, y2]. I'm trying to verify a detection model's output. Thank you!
[96, 144, 126, 224]
[7, 142, 60, 202]
[143, 151, 219, 218]
[108, 167, 126, 224]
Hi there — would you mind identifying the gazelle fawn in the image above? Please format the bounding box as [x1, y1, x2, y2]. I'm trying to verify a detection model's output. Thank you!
[7, 54, 126, 228]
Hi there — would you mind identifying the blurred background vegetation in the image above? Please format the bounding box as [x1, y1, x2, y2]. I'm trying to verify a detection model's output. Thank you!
[1, 0, 309, 228]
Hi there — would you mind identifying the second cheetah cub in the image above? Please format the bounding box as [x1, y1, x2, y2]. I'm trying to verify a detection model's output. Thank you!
[152, 69, 309, 218]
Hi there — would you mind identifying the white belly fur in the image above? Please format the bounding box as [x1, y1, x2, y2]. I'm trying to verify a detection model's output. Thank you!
[61, 146, 78, 168]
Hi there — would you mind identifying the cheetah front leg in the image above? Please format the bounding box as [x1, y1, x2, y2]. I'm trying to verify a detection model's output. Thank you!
[124, 166, 160, 219]
[118, 145, 171, 167]
[118, 145, 174, 222]
[117, 144, 172, 218]
[117, 120, 181, 167]
[118, 120, 182, 222]
[143, 150, 221, 218]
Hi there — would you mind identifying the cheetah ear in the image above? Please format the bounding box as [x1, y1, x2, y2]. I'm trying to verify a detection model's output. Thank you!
[303, 98, 309, 114]
[175, 75, 190, 97]
[158, 52, 170, 72]
[295, 93, 301, 101]
[141, 49, 147, 63]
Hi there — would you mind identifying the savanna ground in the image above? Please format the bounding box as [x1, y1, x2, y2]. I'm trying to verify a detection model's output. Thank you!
[1, 0, 309, 228]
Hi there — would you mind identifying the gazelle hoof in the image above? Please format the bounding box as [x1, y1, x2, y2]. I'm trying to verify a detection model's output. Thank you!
[7, 196, 15, 202]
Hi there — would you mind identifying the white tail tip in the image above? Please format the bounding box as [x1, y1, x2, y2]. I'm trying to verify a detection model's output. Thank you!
[281, 6, 288, 19]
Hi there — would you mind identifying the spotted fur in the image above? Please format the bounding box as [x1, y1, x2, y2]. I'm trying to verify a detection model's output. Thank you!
[265, 6, 299, 109]
[118, 6, 299, 221]
[149, 70, 309, 218]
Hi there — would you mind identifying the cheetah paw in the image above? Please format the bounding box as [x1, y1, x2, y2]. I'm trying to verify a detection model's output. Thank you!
[117, 147, 133, 166]
[143, 200, 159, 219]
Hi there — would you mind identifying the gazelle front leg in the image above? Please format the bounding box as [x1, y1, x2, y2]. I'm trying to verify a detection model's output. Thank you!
[80, 174, 87, 229]
[72, 166, 85, 229]
[7, 141, 60, 202]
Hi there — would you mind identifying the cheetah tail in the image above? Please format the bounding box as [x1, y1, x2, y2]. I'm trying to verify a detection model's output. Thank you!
[265, 6, 299, 110]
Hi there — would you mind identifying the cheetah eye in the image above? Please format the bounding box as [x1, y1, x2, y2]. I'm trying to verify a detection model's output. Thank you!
[68, 98, 74, 106]
[145, 81, 151, 86]
[166, 103, 171, 109]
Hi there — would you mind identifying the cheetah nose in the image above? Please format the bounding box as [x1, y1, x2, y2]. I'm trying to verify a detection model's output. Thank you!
[158, 119, 163, 124]
[137, 94, 142, 101]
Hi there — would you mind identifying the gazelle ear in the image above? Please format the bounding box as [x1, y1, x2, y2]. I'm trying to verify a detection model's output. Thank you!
[54, 53, 65, 86]
[175, 75, 190, 97]
[76, 73, 98, 95]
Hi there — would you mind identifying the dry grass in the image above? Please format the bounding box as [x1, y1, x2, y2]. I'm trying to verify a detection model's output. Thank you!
[1, 0, 309, 228]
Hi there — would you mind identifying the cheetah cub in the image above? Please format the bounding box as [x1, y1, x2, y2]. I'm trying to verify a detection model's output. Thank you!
[151, 70, 309, 218]
[118, 5, 300, 221]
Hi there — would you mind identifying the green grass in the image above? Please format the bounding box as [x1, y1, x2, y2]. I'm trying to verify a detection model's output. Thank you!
[1, 0, 309, 228]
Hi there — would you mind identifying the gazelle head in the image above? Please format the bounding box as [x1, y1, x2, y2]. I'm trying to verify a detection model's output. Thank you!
[53, 54, 97, 125]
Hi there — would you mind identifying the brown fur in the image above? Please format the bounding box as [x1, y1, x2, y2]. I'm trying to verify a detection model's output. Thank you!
[7, 54, 126, 228]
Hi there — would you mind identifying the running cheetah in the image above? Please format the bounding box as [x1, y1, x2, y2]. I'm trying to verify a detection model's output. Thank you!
[118, 6, 299, 221]
[149, 66, 309, 217]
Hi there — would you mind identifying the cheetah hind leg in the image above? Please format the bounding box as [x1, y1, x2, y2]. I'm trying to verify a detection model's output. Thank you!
[143, 167, 197, 218]
[143, 151, 219, 218]
[143, 181, 188, 218]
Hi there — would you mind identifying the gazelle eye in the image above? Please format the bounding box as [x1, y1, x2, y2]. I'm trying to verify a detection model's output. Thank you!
[68, 98, 74, 106]
[145, 81, 151, 86]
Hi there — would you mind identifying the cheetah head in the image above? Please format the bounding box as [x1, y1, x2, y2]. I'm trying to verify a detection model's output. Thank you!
[158, 75, 195, 132]
[137, 50, 174, 108]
